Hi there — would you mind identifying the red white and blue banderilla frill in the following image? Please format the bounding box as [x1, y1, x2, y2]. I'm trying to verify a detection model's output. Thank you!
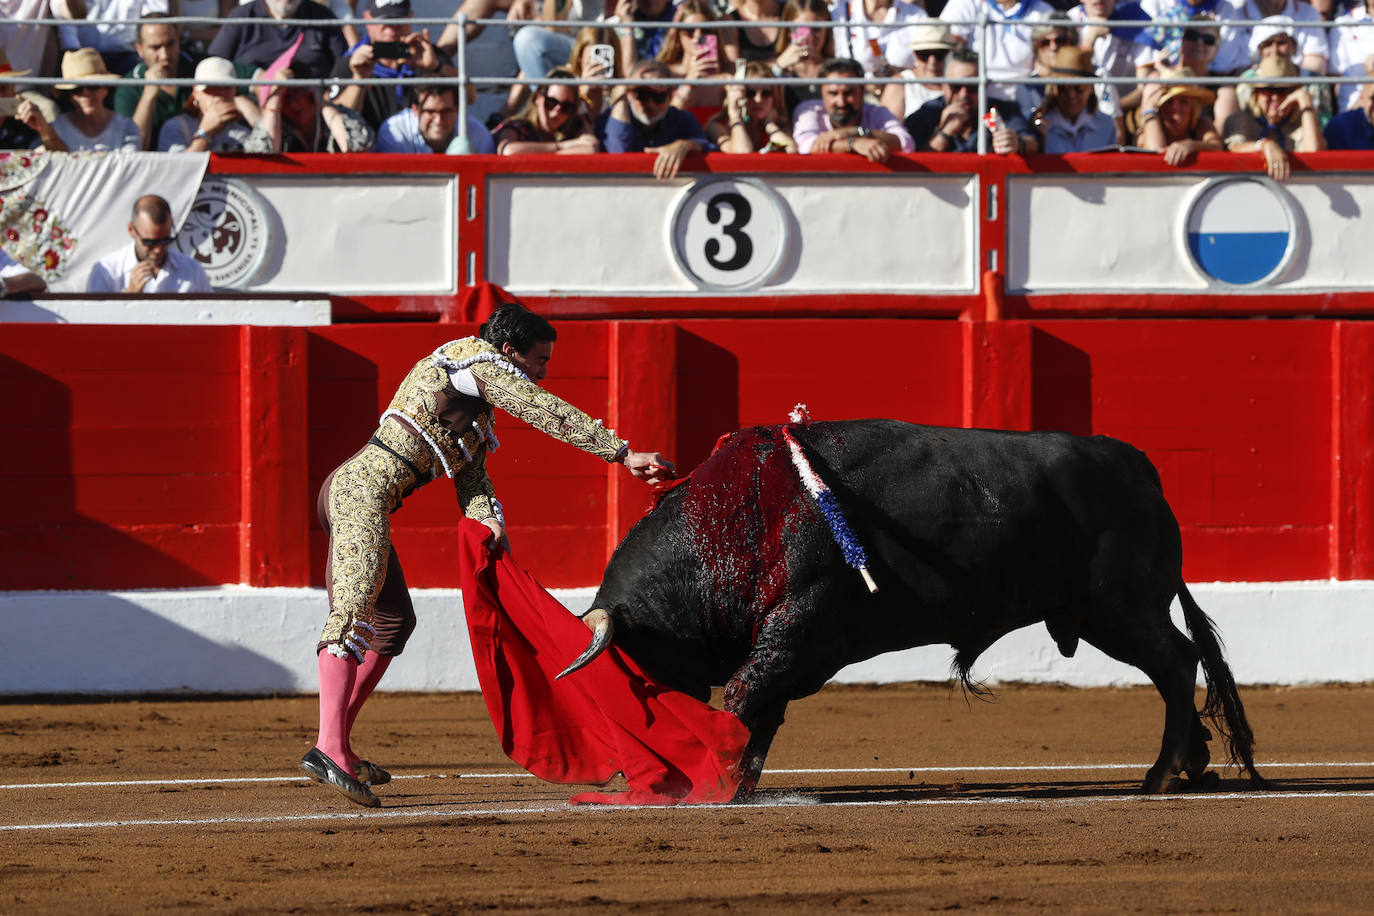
[781, 408, 879, 595]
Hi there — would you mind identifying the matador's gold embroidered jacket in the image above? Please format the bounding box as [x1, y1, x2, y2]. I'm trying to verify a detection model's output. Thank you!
[380, 337, 628, 522]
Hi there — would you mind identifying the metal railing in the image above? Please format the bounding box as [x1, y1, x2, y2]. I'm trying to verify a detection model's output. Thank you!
[6, 11, 1370, 155]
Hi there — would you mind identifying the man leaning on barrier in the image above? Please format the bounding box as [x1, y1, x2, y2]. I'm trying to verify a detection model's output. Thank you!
[597, 59, 715, 179]
[793, 56, 914, 161]
[907, 48, 1039, 154]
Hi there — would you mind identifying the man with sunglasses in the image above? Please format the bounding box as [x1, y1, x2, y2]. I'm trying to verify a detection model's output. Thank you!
[598, 59, 715, 180]
[87, 194, 211, 294]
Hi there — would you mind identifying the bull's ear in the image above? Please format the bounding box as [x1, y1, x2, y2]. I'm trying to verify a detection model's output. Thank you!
[557, 609, 614, 680]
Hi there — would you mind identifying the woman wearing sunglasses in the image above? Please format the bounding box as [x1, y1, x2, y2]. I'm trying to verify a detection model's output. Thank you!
[493, 67, 600, 154]
[1034, 46, 1118, 151]
[1015, 19, 1080, 121]
[707, 60, 796, 151]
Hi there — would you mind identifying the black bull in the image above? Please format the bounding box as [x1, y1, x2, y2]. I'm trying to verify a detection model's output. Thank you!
[565, 419, 1264, 799]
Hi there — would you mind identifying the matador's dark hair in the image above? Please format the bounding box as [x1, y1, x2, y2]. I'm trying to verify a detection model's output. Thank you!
[480, 303, 557, 355]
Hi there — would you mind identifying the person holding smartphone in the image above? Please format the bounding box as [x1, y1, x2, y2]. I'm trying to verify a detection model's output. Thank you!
[655, 0, 737, 109]
[328, 0, 458, 133]
[771, 0, 833, 113]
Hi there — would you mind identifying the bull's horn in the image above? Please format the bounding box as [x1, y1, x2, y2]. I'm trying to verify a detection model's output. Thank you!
[556, 608, 614, 680]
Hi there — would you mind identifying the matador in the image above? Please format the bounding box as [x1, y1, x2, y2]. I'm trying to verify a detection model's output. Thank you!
[301, 303, 673, 807]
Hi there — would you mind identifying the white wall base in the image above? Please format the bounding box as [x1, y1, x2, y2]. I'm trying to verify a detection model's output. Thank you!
[6, 581, 1371, 695]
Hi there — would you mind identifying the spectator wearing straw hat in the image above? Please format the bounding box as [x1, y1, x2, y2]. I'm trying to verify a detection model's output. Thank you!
[0, 51, 41, 150]
[50, 48, 143, 151]
[329, 0, 458, 132]
[881, 22, 954, 120]
[1222, 54, 1323, 179]
[158, 57, 258, 151]
[1015, 18, 1079, 124]
[58, 0, 169, 77]
[1230, 17, 1332, 127]
[1324, 81, 1374, 148]
[1135, 64, 1222, 164]
[907, 47, 1039, 153]
[1035, 46, 1118, 151]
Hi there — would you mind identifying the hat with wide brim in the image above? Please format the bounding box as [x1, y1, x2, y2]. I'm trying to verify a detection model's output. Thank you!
[0, 48, 32, 79]
[54, 47, 112, 91]
[1156, 66, 1216, 109]
[908, 23, 955, 53]
[1048, 46, 1095, 79]
[1253, 53, 1299, 90]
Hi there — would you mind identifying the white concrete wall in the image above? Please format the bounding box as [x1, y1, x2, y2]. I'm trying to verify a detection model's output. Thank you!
[5, 581, 1370, 695]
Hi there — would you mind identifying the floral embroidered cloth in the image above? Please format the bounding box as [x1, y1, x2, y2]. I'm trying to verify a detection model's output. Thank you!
[0, 150, 208, 290]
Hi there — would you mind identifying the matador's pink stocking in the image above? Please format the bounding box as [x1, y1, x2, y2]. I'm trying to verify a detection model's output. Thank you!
[344, 652, 392, 763]
[315, 649, 358, 774]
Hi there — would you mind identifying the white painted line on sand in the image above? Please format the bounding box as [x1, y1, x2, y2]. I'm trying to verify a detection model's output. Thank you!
[5, 788, 1374, 833]
[3, 761, 1368, 792]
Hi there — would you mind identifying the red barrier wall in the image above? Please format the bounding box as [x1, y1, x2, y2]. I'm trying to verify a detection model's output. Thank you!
[5, 315, 1371, 591]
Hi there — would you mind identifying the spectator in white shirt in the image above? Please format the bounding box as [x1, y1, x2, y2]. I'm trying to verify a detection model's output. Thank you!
[87, 195, 213, 294]
[375, 84, 496, 153]
[831, 0, 930, 77]
[48, 48, 143, 151]
[0, 248, 47, 297]
[1331, 0, 1374, 111]
[59, 0, 168, 75]
[941, 0, 1058, 101]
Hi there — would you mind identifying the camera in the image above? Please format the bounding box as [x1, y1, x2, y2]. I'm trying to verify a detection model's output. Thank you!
[372, 40, 408, 60]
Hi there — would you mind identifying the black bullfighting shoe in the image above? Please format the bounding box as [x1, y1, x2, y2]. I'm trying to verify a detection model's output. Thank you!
[354, 760, 392, 787]
[300, 747, 381, 808]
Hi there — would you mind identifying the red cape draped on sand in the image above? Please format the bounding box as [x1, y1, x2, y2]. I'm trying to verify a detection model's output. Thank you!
[457, 518, 751, 805]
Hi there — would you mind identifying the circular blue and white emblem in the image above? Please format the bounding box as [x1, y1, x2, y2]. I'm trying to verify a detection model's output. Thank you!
[1181, 176, 1298, 288]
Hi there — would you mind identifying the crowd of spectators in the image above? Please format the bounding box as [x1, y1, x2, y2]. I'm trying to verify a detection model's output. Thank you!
[3, 0, 1374, 172]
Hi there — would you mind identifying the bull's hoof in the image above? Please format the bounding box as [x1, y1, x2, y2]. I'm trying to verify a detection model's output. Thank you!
[1141, 769, 1180, 794]
[1187, 770, 1221, 792]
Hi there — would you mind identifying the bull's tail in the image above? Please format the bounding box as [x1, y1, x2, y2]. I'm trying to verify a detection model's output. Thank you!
[1178, 581, 1268, 788]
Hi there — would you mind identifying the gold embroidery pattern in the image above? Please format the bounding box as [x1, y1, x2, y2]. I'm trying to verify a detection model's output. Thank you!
[385, 357, 456, 467]
[472, 362, 626, 462]
[318, 424, 424, 659]
[454, 445, 498, 521]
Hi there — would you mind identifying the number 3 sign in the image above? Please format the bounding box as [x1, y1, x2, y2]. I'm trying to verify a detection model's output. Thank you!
[668, 177, 791, 291]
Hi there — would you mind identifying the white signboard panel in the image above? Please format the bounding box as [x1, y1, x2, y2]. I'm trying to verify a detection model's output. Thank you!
[1008, 173, 1374, 294]
[232, 175, 457, 294]
[486, 174, 977, 296]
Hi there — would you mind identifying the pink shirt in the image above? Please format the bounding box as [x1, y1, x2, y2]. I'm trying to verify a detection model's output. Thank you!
[792, 100, 916, 154]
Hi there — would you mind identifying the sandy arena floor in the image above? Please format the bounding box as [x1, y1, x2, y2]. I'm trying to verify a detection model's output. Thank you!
[2, 683, 1372, 913]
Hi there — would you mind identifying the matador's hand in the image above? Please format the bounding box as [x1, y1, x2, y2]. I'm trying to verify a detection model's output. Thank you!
[482, 517, 509, 553]
[623, 449, 676, 484]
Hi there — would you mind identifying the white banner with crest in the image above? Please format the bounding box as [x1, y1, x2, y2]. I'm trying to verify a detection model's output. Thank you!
[0, 151, 209, 293]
